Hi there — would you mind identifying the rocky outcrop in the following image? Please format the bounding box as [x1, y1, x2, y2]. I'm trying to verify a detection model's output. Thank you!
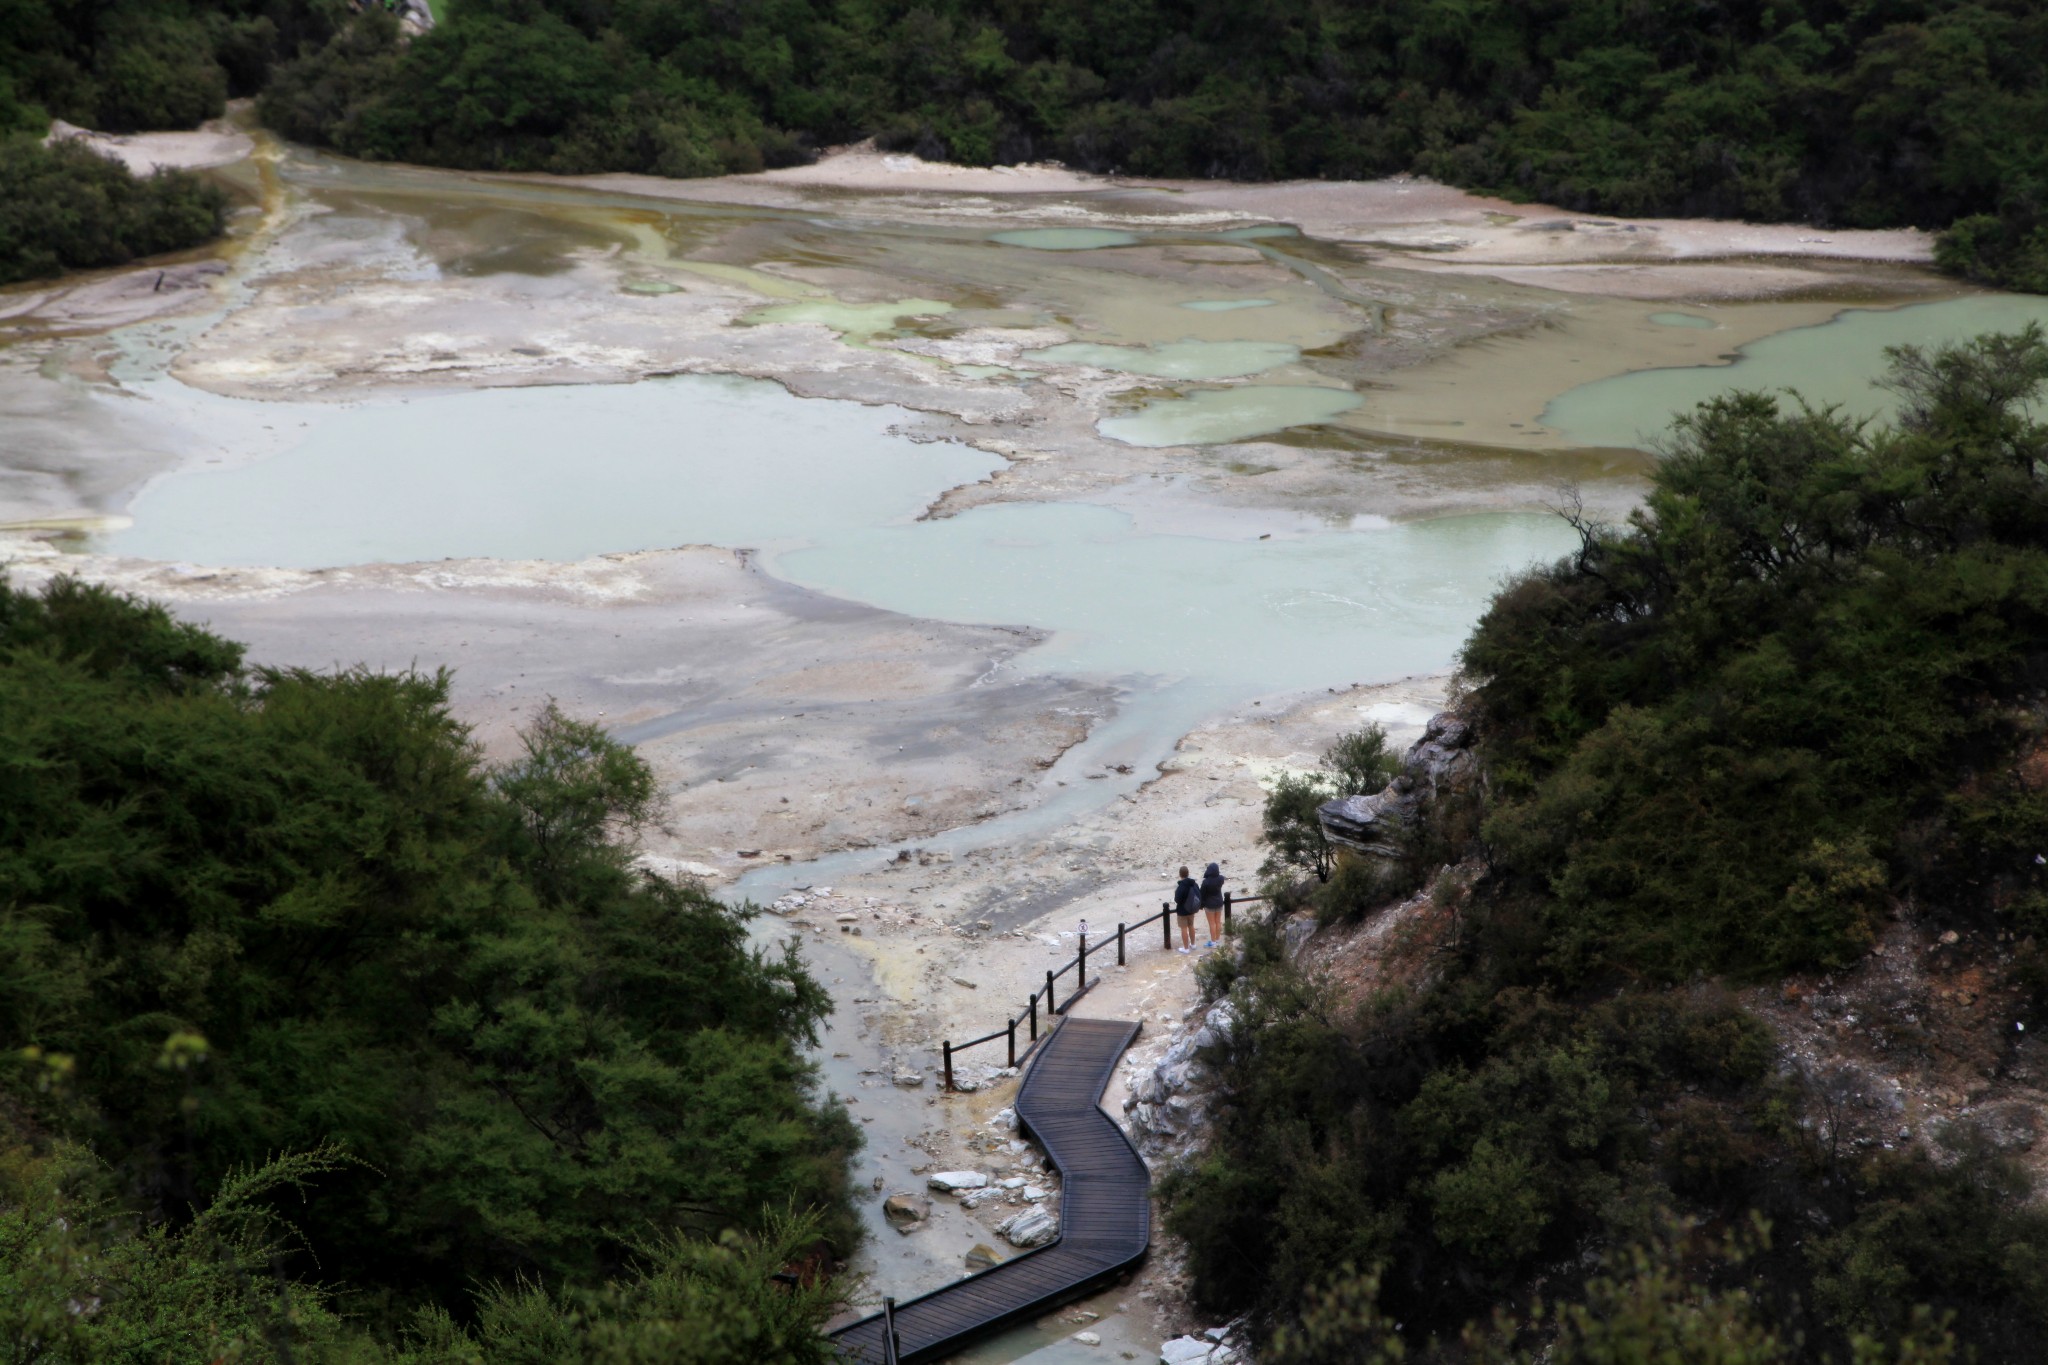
[1318, 711, 1479, 863]
[1122, 998, 1235, 1158]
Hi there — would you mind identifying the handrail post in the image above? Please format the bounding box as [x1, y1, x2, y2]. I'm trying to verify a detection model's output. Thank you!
[1116, 920, 1126, 966]
[1046, 968, 1056, 1015]
[1078, 930, 1087, 990]
[1007, 1016, 1017, 1067]
[882, 1295, 901, 1365]
[942, 1039, 954, 1092]
[1224, 891, 1232, 935]
[1162, 902, 1171, 950]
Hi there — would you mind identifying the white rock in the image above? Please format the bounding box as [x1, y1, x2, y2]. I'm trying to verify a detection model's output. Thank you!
[998, 1206, 1057, 1247]
[999, 1177, 1027, 1189]
[1204, 1328, 1228, 1342]
[1161, 1339, 1214, 1365]
[993, 1107, 1018, 1131]
[893, 1070, 925, 1088]
[1074, 1331, 1101, 1346]
[927, 1171, 989, 1192]
[1022, 1185, 1049, 1201]
[632, 854, 725, 883]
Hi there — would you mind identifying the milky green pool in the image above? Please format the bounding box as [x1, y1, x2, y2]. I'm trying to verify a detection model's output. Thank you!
[1545, 294, 2048, 450]
[773, 501, 1572, 692]
[104, 375, 1000, 568]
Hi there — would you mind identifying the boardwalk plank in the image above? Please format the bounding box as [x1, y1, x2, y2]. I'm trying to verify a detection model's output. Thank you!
[829, 1017, 1148, 1362]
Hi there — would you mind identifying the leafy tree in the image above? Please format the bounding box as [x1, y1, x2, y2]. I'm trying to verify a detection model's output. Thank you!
[0, 573, 859, 1323]
[1324, 725, 1402, 797]
[1262, 770, 1340, 884]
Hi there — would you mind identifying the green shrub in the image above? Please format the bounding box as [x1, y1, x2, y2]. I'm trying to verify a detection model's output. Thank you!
[1809, 1133, 2048, 1357]
[1937, 209, 2048, 295]
[1312, 852, 1416, 926]
[0, 134, 226, 284]
[1324, 725, 1402, 796]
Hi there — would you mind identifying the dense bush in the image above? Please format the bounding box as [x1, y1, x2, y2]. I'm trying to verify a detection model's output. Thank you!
[0, 574, 859, 1341]
[1167, 917, 2048, 1362]
[1464, 327, 2048, 981]
[0, 135, 226, 284]
[2, 1144, 844, 1363]
[1165, 928, 1786, 1337]
[253, 0, 2046, 279]
[0, 0, 345, 135]
[1938, 207, 2048, 294]
[9, 1, 2048, 289]
[1185, 330, 2048, 1362]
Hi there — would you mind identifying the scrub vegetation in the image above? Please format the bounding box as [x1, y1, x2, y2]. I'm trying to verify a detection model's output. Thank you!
[3, 1, 2048, 287]
[1169, 329, 2048, 1363]
[0, 137, 225, 284]
[0, 575, 858, 1362]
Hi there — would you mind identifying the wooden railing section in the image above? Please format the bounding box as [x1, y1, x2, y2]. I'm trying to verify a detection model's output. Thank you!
[938, 892, 1264, 1090]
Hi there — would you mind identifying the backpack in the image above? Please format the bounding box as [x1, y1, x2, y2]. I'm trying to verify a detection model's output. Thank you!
[1177, 880, 1198, 911]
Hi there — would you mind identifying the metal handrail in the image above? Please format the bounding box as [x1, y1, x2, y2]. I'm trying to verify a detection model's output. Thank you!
[881, 1296, 901, 1365]
[938, 892, 1266, 1089]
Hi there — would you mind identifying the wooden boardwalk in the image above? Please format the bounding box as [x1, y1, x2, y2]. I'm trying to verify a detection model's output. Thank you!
[831, 1017, 1149, 1363]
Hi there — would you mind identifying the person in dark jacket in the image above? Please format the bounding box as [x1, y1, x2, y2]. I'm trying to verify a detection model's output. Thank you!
[1173, 865, 1200, 952]
[1199, 862, 1226, 948]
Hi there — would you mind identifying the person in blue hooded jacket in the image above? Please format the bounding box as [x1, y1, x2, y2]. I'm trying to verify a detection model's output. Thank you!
[1199, 862, 1226, 948]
